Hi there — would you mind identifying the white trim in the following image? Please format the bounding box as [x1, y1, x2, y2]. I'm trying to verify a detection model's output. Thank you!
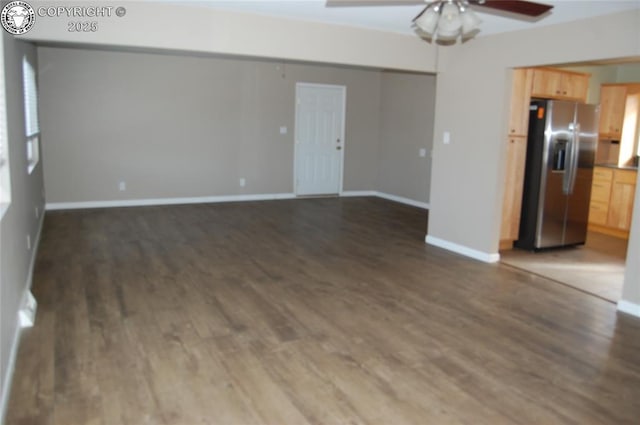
[617, 300, 640, 318]
[0, 208, 44, 423]
[45, 193, 296, 211]
[341, 190, 377, 197]
[425, 234, 501, 263]
[45, 191, 432, 212]
[340, 191, 429, 209]
[376, 192, 429, 210]
[294, 82, 346, 197]
[18, 290, 37, 328]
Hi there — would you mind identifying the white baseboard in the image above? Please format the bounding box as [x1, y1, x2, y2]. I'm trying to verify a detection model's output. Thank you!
[341, 191, 429, 210]
[18, 291, 37, 328]
[46, 191, 430, 211]
[0, 208, 45, 423]
[341, 190, 377, 197]
[46, 193, 296, 211]
[425, 234, 500, 263]
[376, 192, 429, 210]
[617, 300, 640, 318]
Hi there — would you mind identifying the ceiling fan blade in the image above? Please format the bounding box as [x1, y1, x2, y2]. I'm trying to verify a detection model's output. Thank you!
[469, 0, 553, 17]
[326, 0, 425, 7]
[412, 5, 429, 22]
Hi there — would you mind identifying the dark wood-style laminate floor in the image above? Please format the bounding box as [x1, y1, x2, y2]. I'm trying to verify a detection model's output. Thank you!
[6, 197, 640, 424]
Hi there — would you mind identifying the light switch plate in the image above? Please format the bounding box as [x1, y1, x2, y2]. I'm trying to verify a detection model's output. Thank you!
[280, 126, 287, 134]
[443, 131, 451, 145]
[419, 148, 427, 157]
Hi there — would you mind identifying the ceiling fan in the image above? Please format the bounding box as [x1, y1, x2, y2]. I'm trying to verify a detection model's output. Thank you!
[327, 1, 554, 42]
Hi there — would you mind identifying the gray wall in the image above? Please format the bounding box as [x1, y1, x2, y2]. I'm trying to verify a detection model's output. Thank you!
[378, 72, 436, 204]
[622, 171, 640, 306]
[615, 63, 640, 82]
[38, 46, 434, 204]
[39, 47, 382, 201]
[0, 35, 45, 417]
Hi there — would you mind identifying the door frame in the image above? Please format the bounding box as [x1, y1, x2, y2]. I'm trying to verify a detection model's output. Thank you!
[293, 82, 347, 196]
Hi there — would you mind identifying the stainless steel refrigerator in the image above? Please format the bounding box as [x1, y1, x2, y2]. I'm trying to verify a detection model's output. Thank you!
[515, 99, 599, 250]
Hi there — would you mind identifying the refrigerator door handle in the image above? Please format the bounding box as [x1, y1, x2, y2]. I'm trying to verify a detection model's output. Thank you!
[562, 131, 574, 194]
[562, 123, 580, 195]
[569, 123, 581, 194]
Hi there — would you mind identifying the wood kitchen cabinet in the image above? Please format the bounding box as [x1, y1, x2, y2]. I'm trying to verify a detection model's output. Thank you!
[589, 166, 637, 238]
[588, 167, 613, 226]
[508, 69, 533, 136]
[500, 69, 535, 249]
[599, 84, 628, 139]
[531, 68, 590, 102]
[500, 67, 592, 250]
[500, 136, 528, 246]
[608, 170, 637, 231]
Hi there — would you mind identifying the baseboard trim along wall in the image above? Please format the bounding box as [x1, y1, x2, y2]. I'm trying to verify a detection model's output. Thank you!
[617, 300, 640, 318]
[425, 234, 501, 263]
[375, 192, 429, 209]
[340, 190, 377, 197]
[0, 212, 44, 424]
[46, 191, 430, 211]
[341, 191, 429, 210]
[46, 193, 297, 210]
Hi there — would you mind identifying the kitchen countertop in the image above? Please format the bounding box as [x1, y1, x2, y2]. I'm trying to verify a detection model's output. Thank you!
[594, 163, 638, 171]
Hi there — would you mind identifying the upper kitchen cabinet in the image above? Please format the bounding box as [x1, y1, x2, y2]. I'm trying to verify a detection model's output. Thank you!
[531, 68, 590, 102]
[599, 84, 628, 140]
[596, 83, 640, 167]
[508, 69, 534, 136]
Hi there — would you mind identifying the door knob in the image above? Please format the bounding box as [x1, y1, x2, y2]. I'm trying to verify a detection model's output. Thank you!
[336, 146, 342, 150]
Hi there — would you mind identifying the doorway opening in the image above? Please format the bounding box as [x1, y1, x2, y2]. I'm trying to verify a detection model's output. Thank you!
[499, 60, 640, 303]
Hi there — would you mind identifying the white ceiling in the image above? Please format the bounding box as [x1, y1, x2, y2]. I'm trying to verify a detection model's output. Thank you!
[174, 0, 640, 37]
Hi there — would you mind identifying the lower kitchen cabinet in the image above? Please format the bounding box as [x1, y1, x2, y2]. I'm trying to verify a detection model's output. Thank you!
[608, 171, 637, 230]
[588, 166, 637, 238]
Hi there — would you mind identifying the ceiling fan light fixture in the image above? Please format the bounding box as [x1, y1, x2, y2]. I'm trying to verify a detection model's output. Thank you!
[414, 5, 440, 35]
[460, 7, 481, 34]
[436, 25, 461, 41]
[437, 2, 462, 34]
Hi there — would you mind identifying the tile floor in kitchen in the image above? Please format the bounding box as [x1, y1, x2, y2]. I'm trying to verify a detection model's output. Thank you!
[501, 231, 627, 302]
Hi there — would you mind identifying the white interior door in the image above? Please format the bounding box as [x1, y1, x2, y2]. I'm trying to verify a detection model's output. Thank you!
[294, 83, 345, 196]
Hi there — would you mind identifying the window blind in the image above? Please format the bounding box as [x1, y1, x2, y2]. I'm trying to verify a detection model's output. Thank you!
[22, 56, 39, 137]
